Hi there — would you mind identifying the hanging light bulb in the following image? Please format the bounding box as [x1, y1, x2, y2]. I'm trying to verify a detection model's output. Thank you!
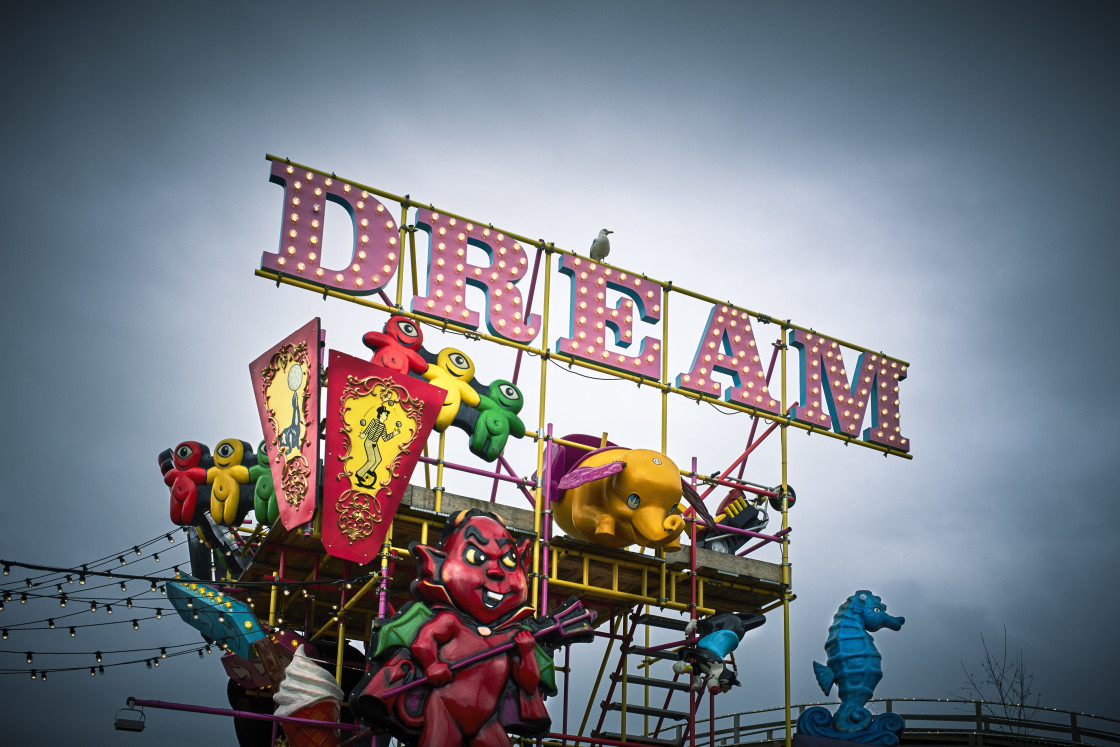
[134, 546, 141, 557]
[156, 608, 162, 619]
[132, 620, 139, 630]
[126, 598, 133, 609]
[20, 593, 27, 604]
[167, 533, 175, 544]
[59, 593, 67, 608]
[90, 667, 96, 677]
[150, 580, 157, 592]
[160, 647, 167, 659]
[30, 670, 36, 680]
[118, 556, 126, 566]
[160, 586, 166, 596]
[26, 652, 33, 663]
[153, 659, 159, 667]
[40, 671, 47, 681]
[90, 601, 97, 613]
[197, 649, 204, 659]
[56, 584, 63, 594]
[95, 651, 102, 663]
[24, 578, 32, 588]
[69, 627, 75, 637]
[78, 574, 86, 586]
[146, 659, 153, 669]
[153, 553, 160, 563]
[65, 575, 73, 585]
[120, 581, 127, 592]
[3, 590, 11, 602]
[98, 665, 104, 675]
[2, 629, 7, 640]
[2, 563, 8, 575]
[47, 619, 54, 629]
[105, 605, 113, 615]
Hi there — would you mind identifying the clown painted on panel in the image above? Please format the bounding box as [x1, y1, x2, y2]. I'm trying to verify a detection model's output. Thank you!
[334, 376, 426, 544]
[346, 393, 415, 491]
[322, 350, 444, 564]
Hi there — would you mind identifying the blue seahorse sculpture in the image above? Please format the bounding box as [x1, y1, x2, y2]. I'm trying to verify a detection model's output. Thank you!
[797, 590, 905, 744]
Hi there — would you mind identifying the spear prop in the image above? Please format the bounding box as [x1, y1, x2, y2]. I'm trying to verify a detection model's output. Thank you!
[382, 597, 595, 698]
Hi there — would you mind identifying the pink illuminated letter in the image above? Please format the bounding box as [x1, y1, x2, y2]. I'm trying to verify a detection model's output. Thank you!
[789, 329, 909, 452]
[261, 161, 400, 295]
[676, 305, 782, 415]
[409, 209, 541, 343]
[556, 255, 662, 379]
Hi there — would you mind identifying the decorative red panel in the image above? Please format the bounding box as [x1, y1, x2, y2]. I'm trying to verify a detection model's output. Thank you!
[249, 318, 324, 529]
[322, 351, 445, 564]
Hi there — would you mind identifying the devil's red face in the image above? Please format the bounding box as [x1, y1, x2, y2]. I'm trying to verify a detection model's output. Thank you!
[173, 441, 203, 470]
[439, 516, 528, 624]
[385, 316, 423, 351]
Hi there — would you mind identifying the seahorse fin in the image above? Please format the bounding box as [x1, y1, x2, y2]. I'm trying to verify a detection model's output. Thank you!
[813, 661, 834, 694]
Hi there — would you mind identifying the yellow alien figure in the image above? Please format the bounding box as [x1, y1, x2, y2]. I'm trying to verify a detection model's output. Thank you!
[207, 439, 251, 525]
[422, 348, 481, 431]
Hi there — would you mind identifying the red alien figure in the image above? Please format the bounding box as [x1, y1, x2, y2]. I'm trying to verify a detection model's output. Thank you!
[363, 315, 428, 375]
[353, 509, 550, 746]
[158, 441, 211, 525]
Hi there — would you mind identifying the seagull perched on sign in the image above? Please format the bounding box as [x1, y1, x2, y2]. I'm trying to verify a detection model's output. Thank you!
[590, 229, 613, 262]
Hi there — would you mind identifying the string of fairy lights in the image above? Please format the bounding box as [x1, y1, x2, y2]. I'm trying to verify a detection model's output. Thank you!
[1, 529, 378, 679]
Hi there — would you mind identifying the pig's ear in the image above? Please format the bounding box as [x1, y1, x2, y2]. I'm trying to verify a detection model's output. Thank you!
[681, 479, 716, 529]
[558, 461, 625, 490]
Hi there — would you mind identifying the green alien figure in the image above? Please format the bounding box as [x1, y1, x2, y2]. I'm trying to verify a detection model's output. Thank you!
[470, 380, 527, 462]
[249, 440, 280, 525]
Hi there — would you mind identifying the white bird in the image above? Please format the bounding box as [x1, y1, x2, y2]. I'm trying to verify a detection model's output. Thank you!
[590, 229, 613, 261]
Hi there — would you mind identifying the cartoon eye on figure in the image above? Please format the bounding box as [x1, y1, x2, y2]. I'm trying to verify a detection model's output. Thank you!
[500, 384, 520, 401]
[464, 546, 486, 565]
[396, 321, 419, 340]
[216, 442, 236, 460]
[627, 493, 641, 510]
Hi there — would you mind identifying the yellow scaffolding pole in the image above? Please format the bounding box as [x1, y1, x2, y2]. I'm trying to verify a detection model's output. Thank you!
[781, 322, 792, 747]
[531, 247, 552, 610]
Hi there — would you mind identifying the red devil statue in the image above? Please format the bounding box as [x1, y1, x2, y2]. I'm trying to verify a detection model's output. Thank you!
[352, 509, 593, 746]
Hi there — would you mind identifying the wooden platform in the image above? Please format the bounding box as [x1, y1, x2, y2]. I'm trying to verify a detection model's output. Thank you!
[233, 485, 787, 640]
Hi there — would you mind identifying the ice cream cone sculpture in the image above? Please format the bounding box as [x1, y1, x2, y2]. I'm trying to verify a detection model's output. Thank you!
[273, 645, 345, 747]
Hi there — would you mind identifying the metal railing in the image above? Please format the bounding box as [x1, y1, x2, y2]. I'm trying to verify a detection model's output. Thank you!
[665, 698, 1120, 746]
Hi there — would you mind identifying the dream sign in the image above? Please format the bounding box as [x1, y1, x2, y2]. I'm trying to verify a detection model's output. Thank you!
[259, 155, 910, 457]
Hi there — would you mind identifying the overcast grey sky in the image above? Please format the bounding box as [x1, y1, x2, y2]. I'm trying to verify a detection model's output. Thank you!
[2, 1, 1118, 744]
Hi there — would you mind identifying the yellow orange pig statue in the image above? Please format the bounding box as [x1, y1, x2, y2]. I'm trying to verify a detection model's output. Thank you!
[550, 435, 713, 552]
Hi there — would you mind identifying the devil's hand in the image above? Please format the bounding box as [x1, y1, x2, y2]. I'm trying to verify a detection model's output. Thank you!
[515, 629, 536, 658]
[426, 660, 452, 687]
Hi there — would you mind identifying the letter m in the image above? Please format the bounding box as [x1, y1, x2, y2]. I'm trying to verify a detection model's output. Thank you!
[789, 329, 910, 452]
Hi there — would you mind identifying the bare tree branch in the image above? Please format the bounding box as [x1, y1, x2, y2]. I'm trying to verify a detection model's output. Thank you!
[952, 626, 1043, 736]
